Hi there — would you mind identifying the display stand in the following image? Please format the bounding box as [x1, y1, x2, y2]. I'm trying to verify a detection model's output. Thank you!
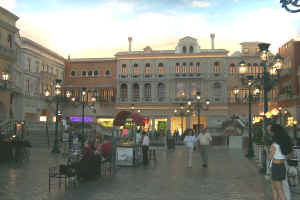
[113, 111, 144, 166]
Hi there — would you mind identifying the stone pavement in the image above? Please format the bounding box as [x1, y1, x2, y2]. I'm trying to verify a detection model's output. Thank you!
[0, 146, 283, 200]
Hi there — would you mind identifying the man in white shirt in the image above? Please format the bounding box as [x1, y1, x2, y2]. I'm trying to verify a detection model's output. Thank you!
[196, 128, 212, 168]
[142, 131, 150, 165]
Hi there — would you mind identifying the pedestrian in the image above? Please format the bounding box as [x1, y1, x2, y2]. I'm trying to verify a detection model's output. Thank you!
[183, 129, 196, 168]
[142, 131, 150, 165]
[196, 128, 212, 168]
[267, 123, 293, 200]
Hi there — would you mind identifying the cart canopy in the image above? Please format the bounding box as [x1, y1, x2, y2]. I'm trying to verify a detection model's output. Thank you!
[113, 111, 145, 126]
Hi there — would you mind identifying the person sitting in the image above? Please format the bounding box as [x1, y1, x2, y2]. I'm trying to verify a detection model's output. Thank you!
[99, 137, 112, 162]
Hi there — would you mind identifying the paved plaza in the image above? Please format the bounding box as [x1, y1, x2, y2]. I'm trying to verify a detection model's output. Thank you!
[0, 146, 298, 200]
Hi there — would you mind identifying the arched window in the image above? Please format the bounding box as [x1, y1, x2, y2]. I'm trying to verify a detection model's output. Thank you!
[82, 71, 86, 76]
[133, 64, 139, 74]
[105, 70, 111, 76]
[158, 63, 164, 74]
[230, 63, 235, 74]
[189, 62, 193, 72]
[145, 63, 151, 74]
[132, 83, 140, 102]
[189, 46, 194, 53]
[182, 46, 187, 53]
[120, 84, 128, 101]
[71, 71, 76, 77]
[182, 63, 187, 73]
[144, 83, 152, 101]
[94, 70, 98, 76]
[176, 63, 180, 73]
[88, 70, 93, 76]
[196, 62, 200, 73]
[213, 62, 220, 73]
[157, 83, 166, 101]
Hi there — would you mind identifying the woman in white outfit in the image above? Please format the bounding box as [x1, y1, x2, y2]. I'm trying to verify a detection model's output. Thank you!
[183, 129, 196, 168]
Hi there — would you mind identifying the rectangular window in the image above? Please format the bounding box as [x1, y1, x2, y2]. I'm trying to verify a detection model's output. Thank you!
[27, 59, 31, 72]
[182, 63, 187, 73]
[121, 64, 126, 74]
[145, 66, 151, 74]
[189, 63, 193, 72]
[26, 80, 30, 93]
[176, 63, 180, 73]
[196, 63, 200, 73]
[158, 66, 164, 74]
[133, 65, 139, 74]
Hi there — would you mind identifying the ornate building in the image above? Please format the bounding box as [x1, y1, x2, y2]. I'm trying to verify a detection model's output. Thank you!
[15, 36, 65, 121]
[115, 35, 230, 134]
[0, 7, 19, 121]
[63, 57, 117, 126]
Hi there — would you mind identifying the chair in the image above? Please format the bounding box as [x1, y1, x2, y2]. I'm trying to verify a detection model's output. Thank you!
[48, 165, 68, 192]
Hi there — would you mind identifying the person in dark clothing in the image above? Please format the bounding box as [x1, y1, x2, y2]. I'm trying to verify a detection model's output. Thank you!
[142, 131, 149, 165]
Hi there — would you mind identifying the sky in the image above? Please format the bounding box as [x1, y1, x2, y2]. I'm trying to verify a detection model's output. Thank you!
[1, 0, 300, 58]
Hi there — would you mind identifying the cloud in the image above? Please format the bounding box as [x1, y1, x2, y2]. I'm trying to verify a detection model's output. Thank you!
[192, 0, 212, 8]
[15, 1, 300, 58]
[0, 0, 16, 10]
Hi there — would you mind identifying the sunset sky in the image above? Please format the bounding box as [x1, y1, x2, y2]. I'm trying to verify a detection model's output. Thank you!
[1, 0, 300, 58]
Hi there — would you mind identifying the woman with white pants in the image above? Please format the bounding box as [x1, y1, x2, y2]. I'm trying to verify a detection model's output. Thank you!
[184, 129, 196, 168]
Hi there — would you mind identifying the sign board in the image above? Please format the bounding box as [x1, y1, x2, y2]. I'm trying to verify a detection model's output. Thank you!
[116, 147, 133, 166]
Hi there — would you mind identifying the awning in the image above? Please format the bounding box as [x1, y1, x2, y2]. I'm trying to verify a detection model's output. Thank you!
[113, 111, 145, 126]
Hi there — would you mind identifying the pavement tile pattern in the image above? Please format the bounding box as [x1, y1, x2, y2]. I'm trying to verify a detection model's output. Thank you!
[0, 146, 295, 200]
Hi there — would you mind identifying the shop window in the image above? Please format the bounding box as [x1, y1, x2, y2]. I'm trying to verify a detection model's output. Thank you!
[88, 71, 93, 76]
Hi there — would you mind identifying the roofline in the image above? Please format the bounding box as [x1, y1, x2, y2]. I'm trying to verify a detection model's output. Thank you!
[0, 7, 19, 21]
[21, 37, 65, 61]
[70, 58, 116, 62]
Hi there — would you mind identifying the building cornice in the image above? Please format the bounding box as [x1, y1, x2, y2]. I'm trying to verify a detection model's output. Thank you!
[21, 37, 65, 62]
[70, 58, 116, 62]
[0, 7, 19, 21]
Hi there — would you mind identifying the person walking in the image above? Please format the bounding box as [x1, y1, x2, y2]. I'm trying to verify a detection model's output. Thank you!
[196, 128, 212, 168]
[267, 123, 293, 200]
[183, 129, 196, 168]
[142, 131, 150, 165]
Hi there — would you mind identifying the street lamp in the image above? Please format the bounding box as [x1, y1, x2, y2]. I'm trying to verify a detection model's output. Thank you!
[258, 42, 282, 174]
[236, 68, 261, 158]
[45, 79, 62, 153]
[280, 0, 300, 13]
[187, 92, 210, 134]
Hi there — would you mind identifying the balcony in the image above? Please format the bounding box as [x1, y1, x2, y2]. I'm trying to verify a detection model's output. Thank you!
[120, 97, 128, 102]
[132, 96, 140, 102]
[173, 73, 202, 79]
[144, 97, 152, 102]
[0, 44, 17, 61]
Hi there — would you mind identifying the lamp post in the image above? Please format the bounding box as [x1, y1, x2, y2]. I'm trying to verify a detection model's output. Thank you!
[187, 92, 210, 134]
[236, 66, 261, 158]
[45, 79, 62, 153]
[280, 0, 300, 13]
[81, 87, 87, 148]
[67, 88, 97, 149]
[258, 43, 282, 174]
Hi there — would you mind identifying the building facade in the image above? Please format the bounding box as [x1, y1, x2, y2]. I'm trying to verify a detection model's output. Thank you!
[15, 36, 65, 121]
[0, 7, 19, 121]
[277, 39, 300, 120]
[63, 58, 117, 126]
[115, 36, 230, 135]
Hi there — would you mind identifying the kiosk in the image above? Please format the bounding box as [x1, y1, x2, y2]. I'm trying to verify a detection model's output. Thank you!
[113, 111, 144, 166]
